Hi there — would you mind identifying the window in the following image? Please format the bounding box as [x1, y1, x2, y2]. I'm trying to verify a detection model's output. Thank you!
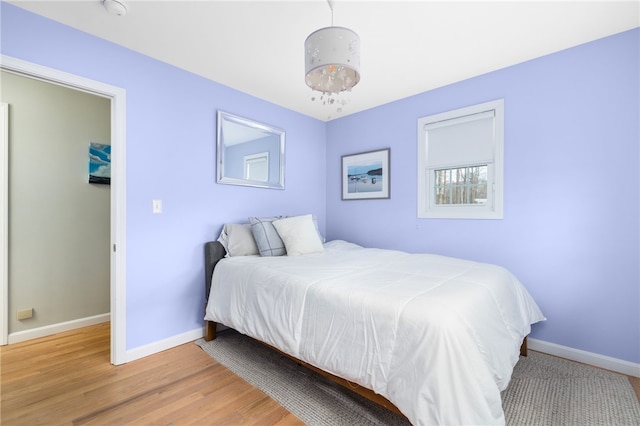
[417, 99, 504, 219]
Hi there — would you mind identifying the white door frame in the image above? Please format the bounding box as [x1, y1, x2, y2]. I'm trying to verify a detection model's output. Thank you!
[0, 102, 8, 346]
[0, 55, 127, 365]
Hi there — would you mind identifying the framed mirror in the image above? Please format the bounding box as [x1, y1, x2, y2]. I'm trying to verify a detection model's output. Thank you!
[216, 111, 285, 189]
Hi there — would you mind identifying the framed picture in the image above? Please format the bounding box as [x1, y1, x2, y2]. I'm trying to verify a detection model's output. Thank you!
[342, 148, 390, 200]
[88, 142, 111, 185]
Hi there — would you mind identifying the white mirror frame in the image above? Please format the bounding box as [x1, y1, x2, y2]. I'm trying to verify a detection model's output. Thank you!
[216, 111, 285, 190]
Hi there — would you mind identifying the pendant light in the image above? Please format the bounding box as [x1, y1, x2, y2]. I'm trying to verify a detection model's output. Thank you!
[304, 0, 360, 113]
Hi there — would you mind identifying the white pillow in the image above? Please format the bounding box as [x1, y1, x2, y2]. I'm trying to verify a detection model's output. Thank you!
[272, 214, 324, 256]
[223, 223, 259, 256]
[216, 227, 230, 255]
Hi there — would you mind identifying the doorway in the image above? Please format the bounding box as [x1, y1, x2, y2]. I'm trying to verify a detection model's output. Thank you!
[0, 55, 126, 364]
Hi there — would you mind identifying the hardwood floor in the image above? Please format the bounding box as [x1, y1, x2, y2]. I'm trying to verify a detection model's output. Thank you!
[0, 323, 304, 425]
[1, 323, 639, 425]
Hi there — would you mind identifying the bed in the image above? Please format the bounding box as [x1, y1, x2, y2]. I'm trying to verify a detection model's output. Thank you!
[203, 217, 545, 425]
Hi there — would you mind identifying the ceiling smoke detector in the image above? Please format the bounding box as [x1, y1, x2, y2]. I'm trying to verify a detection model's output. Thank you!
[102, 0, 127, 16]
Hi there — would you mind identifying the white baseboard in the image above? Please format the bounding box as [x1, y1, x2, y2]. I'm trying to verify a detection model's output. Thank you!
[123, 329, 640, 375]
[126, 327, 205, 363]
[16, 317, 636, 378]
[7, 313, 110, 344]
[528, 338, 640, 378]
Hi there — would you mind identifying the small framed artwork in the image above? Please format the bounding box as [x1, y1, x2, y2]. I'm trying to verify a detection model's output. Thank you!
[88, 142, 111, 185]
[342, 148, 390, 200]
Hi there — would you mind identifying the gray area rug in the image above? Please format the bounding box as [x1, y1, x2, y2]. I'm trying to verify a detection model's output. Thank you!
[195, 330, 640, 425]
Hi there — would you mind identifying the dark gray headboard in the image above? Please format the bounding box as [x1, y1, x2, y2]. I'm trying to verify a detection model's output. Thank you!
[204, 241, 227, 300]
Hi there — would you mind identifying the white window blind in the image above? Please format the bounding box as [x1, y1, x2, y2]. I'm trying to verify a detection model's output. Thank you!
[425, 110, 495, 168]
[417, 99, 504, 219]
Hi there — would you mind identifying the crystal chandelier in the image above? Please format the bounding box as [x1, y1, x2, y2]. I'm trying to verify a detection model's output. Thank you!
[304, 0, 360, 114]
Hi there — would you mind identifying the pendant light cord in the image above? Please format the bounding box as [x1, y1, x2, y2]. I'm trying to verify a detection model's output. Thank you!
[327, 0, 334, 26]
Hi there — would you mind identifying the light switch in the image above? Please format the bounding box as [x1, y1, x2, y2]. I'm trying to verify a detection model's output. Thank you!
[152, 199, 162, 214]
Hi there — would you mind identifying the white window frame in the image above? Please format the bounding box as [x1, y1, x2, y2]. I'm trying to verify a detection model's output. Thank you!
[417, 99, 504, 219]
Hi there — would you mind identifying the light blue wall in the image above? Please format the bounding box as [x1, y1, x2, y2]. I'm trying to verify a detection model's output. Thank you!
[326, 28, 640, 364]
[3, 3, 638, 365]
[1, 3, 326, 349]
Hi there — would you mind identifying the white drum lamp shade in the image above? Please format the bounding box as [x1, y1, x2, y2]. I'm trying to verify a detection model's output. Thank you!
[305, 26, 360, 95]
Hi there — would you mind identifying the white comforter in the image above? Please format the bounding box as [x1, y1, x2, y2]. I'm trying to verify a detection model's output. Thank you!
[205, 240, 545, 425]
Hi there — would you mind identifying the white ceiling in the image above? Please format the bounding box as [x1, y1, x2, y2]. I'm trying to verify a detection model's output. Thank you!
[7, 0, 639, 121]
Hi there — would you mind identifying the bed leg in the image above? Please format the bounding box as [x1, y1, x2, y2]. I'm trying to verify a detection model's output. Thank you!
[520, 337, 528, 357]
[205, 321, 217, 341]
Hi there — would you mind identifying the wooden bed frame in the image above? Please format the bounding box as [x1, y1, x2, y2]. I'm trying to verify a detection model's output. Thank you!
[203, 240, 528, 418]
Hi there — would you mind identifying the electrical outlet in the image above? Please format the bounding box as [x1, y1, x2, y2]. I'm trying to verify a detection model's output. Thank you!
[17, 308, 33, 320]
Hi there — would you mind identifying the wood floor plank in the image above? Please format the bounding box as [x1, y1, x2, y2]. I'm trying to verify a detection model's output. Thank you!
[1, 323, 304, 426]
